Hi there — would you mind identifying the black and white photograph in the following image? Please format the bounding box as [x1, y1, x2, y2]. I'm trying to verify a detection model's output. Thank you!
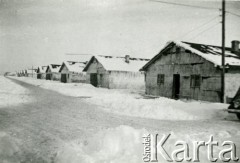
[1, 0, 240, 162]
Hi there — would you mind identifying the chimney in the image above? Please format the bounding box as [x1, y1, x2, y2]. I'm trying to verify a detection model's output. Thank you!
[231, 40, 240, 54]
[125, 55, 130, 63]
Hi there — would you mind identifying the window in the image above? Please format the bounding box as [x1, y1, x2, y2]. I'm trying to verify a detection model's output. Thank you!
[157, 74, 165, 85]
[191, 75, 201, 88]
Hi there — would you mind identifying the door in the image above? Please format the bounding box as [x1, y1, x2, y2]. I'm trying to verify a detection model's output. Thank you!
[172, 74, 180, 99]
[90, 73, 98, 87]
[61, 74, 67, 83]
[37, 74, 41, 79]
[46, 74, 51, 80]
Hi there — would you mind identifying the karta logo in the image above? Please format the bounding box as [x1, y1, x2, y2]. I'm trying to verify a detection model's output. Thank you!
[142, 134, 239, 162]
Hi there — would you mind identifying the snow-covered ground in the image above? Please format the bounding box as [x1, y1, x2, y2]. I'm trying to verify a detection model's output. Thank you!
[10, 76, 232, 121]
[0, 131, 23, 163]
[56, 125, 147, 163]
[0, 76, 33, 107]
[56, 125, 240, 163]
[2, 77, 240, 163]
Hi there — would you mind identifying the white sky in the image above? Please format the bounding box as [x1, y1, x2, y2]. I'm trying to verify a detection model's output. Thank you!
[0, 0, 240, 73]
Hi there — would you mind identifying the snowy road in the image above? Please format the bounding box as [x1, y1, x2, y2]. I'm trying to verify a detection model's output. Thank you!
[0, 77, 240, 163]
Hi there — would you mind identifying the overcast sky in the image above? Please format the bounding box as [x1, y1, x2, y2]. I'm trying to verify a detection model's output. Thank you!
[0, 0, 240, 73]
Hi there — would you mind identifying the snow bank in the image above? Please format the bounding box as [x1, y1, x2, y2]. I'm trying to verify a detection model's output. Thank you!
[90, 93, 229, 120]
[0, 76, 33, 107]
[0, 132, 22, 163]
[55, 126, 146, 163]
[55, 125, 240, 163]
[11, 77, 231, 120]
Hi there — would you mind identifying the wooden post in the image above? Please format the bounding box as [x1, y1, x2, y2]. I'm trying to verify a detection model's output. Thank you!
[221, 0, 226, 103]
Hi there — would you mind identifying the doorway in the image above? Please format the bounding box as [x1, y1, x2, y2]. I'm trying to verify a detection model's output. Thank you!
[172, 74, 180, 99]
[90, 73, 98, 87]
[46, 74, 51, 80]
[61, 74, 67, 83]
[37, 74, 41, 79]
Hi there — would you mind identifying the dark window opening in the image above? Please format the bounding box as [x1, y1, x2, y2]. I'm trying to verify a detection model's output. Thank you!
[157, 74, 165, 85]
[191, 75, 201, 88]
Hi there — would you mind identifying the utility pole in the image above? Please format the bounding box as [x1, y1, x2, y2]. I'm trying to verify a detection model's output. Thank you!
[221, 0, 226, 103]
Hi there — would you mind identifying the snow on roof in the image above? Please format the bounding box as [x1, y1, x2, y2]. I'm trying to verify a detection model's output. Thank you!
[141, 40, 240, 70]
[173, 41, 240, 66]
[84, 55, 150, 72]
[37, 66, 47, 73]
[47, 64, 61, 73]
[60, 61, 86, 73]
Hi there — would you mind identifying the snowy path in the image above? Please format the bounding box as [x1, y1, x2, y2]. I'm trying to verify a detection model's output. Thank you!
[0, 76, 33, 107]
[8, 76, 235, 121]
[0, 77, 240, 163]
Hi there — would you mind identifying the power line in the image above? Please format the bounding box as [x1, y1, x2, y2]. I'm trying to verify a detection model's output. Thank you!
[188, 22, 221, 41]
[226, 11, 240, 18]
[149, 0, 220, 10]
[175, 15, 220, 40]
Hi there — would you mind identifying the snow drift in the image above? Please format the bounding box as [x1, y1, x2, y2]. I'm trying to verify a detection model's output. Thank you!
[55, 126, 146, 163]
[10, 77, 232, 121]
[0, 76, 33, 107]
[55, 125, 240, 163]
[0, 132, 22, 163]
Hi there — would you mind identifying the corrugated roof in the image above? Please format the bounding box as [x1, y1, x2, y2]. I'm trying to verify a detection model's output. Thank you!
[84, 55, 150, 72]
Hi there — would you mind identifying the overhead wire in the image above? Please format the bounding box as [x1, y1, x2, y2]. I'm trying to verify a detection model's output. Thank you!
[149, 0, 224, 41]
[188, 22, 221, 41]
[149, 0, 240, 41]
[149, 0, 220, 10]
[226, 11, 240, 18]
[175, 15, 221, 40]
